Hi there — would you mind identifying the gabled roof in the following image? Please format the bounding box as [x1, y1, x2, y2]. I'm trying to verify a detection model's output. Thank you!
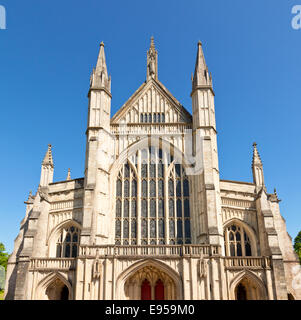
[111, 78, 192, 124]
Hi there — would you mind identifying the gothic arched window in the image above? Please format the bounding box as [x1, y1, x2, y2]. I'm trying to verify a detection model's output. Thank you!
[56, 226, 79, 258]
[115, 162, 137, 245]
[115, 147, 191, 245]
[224, 224, 252, 256]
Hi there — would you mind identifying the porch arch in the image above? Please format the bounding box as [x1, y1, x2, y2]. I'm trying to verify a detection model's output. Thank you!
[34, 272, 73, 300]
[115, 259, 183, 300]
[229, 270, 267, 300]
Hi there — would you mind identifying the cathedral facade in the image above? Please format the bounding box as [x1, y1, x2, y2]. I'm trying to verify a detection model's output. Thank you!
[5, 38, 301, 300]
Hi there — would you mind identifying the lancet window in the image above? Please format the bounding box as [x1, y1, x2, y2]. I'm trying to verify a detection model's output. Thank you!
[140, 113, 166, 123]
[224, 224, 252, 256]
[115, 163, 137, 245]
[56, 226, 80, 258]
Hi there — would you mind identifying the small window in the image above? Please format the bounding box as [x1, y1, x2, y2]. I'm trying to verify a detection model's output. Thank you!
[224, 224, 253, 257]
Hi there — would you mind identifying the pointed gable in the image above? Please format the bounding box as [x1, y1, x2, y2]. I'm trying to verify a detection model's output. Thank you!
[111, 78, 192, 124]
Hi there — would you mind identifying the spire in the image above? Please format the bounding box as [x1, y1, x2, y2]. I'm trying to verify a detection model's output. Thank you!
[146, 36, 158, 81]
[252, 142, 265, 189]
[192, 41, 212, 91]
[96, 42, 108, 78]
[42, 144, 54, 168]
[66, 168, 71, 180]
[90, 41, 111, 91]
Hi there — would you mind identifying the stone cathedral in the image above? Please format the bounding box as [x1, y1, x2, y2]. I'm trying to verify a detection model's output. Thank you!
[5, 38, 301, 300]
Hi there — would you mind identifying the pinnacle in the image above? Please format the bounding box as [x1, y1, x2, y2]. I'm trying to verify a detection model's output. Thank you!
[42, 144, 54, 167]
[91, 41, 111, 91]
[150, 36, 155, 48]
[66, 168, 71, 181]
[192, 40, 210, 89]
[252, 142, 262, 167]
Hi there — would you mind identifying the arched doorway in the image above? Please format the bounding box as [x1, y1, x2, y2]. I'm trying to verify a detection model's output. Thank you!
[141, 279, 151, 300]
[234, 277, 264, 300]
[236, 283, 247, 300]
[60, 285, 69, 300]
[45, 278, 70, 300]
[124, 265, 176, 300]
[155, 279, 164, 300]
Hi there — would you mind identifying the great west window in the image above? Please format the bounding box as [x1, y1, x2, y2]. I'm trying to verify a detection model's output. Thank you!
[115, 147, 191, 245]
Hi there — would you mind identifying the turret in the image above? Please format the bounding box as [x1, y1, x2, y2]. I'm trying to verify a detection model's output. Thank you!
[190, 41, 223, 250]
[82, 42, 114, 246]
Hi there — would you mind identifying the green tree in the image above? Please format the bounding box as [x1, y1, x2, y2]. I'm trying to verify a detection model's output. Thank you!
[0, 243, 9, 271]
[294, 231, 301, 264]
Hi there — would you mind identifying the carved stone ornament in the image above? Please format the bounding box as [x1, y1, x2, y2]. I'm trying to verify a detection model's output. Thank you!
[38, 189, 49, 203]
[199, 259, 208, 278]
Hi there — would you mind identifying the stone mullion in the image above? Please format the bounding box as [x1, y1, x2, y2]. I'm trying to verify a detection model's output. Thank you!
[225, 229, 229, 256]
[129, 172, 132, 244]
[241, 229, 245, 256]
[155, 153, 158, 244]
[164, 156, 168, 244]
[234, 232, 237, 256]
[62, 229, 66, 257]
[137, 150, 141, 244]
[173, 169, 177, 243]
[121, 169, 124, 243]
[181, 171, 185, 243]
[146, 149, 151, 244]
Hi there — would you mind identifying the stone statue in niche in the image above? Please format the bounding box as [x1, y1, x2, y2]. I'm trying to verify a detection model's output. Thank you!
[199, 259, 207, 278]
[92, 253, 102, 279]
[149, 52, 156, 78]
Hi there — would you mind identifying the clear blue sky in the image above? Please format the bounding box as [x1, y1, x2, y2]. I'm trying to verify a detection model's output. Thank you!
[0, 0, 300, 253]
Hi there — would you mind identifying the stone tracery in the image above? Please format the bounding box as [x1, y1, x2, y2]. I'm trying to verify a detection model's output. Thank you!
[115, 146, 191, 245]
